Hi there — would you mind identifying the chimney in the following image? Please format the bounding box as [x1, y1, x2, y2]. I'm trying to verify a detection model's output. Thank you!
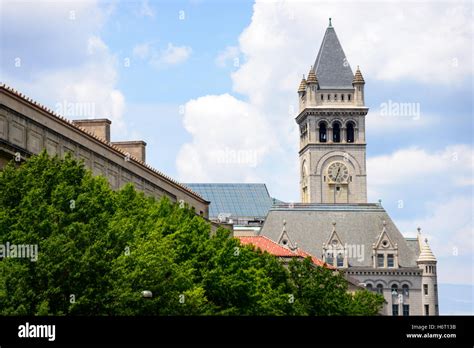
[112, 141, 147, 162]
[73, 119, 111, 142]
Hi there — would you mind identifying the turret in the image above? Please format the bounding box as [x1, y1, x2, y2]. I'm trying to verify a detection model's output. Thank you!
[352, 66, 365, 106]
[416, 227, 439, 315]
[298, 75, 307, 111]
[306, 66, 319, 107]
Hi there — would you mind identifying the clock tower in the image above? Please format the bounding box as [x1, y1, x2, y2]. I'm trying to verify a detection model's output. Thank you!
[296, 19, 368, 204]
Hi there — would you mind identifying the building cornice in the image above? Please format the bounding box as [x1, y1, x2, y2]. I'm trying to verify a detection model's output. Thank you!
[296, 107, 369, 123]
[0, 83, 209, 205]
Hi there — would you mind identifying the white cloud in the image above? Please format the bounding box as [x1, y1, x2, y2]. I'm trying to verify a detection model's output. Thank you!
[177, 0, 472, 200]
[151, 43, 192, 67]
[367, 145, 473, 188]
[215, 46, 240, 68]
[367, 145, 473, 284]
[397, 196, 473, 257]
[396, 196, 473, 285]
[1, 1, 128, 137]
[177, 94, 277, 182]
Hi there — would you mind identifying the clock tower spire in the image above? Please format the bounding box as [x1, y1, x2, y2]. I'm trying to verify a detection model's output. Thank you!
[296, 20, 368, 204]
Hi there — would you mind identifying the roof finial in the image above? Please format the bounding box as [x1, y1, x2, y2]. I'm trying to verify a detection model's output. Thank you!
[417, 227, 421, 234]
[329, 18, 332, 27]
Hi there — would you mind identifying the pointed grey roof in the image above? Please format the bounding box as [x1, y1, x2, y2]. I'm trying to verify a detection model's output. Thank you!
[313, 25, 354, 89]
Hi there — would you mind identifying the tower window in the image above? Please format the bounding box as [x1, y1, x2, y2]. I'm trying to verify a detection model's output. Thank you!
[319, 122, 327, 142]
[326, 252, 334, 265]
[366, 284, 373, 291]
[377, 254, 384, 267]
[392, 304, 399, 316]
[341, 94, 344, 101]
[346, 122, 355, 143]
[348, 94, 351, 101]
[376, 284, 383, 294]
[327, 94, 330, 101]
[336, 186, 340, 191]
[391, 284, 398, 296]
[424, 305, 429, 316]
[402, 284, 409, 296]
[403, 304, 410, 316]
[423, 284, 428, 295]
[334, 94, 337, 101]
[387, 254, 394, 267]
[332, 122, 341, 142]
[320, 94, 324, 101]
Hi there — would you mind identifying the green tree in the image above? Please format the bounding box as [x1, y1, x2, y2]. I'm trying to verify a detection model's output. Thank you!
[0, 151, 383, 316]
[288, 258, 384, 315]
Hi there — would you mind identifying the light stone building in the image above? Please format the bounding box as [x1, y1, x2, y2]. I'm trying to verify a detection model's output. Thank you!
[0, 84, 209, 217]
[259, 20, 439, 316]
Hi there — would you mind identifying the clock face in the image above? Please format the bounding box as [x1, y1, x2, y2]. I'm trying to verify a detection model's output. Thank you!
[327, 162, 349, 183]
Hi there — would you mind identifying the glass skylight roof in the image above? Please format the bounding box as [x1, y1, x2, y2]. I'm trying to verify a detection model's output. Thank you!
[185, 183, 274, 219]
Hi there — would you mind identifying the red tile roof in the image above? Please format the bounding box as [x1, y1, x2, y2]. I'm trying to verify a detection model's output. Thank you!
[237, 236, 334, 269]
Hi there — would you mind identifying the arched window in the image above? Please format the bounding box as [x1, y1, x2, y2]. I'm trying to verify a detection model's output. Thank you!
[346, 122, 355, 143]
[376, 284, 383, 294]
[332, 122, 341, 143]
[391, 284, 398, 296]
[319, 122, 327, 142]
[336, 252, 344, 267]
[301, 161, 307, 179]
[326, 251, 334, 265]
[366, 284, 373, 291]
[402, 284, 409, 296]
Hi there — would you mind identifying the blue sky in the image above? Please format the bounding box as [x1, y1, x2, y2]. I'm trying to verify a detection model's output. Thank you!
[1, 0, 472, 314]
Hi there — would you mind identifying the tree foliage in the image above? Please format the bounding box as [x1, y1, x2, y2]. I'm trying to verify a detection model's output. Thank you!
[0, 152, 383, 315]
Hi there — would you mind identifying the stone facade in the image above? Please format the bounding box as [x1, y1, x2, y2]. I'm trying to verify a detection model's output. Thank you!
[296, 25, 368, 204]
[260, 21, 439, 316]
[0, 84, 209, 217]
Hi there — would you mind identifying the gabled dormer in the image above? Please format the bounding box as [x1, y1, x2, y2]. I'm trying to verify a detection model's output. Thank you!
[277, 219, 297, 250]
[322, 222, 347, 268]
[372, 221, 399, 268]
